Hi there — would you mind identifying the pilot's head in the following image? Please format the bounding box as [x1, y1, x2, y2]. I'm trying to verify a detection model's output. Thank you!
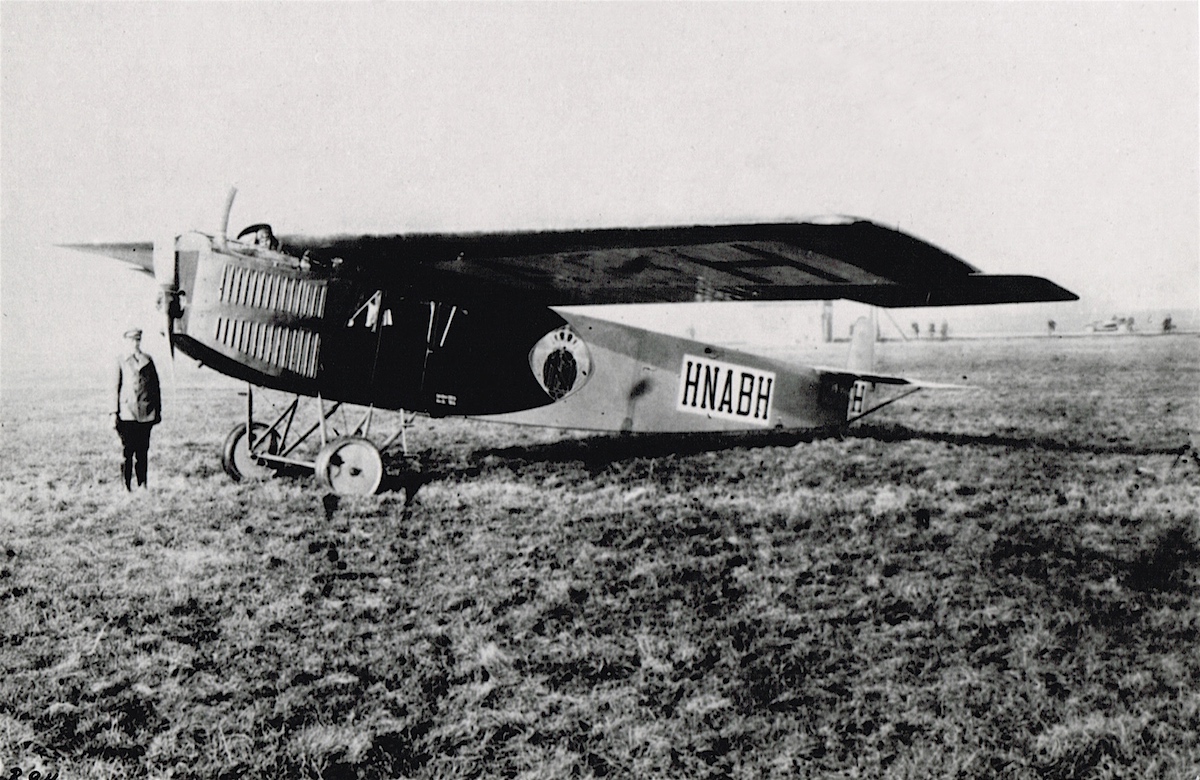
[237, 223, 279, 250]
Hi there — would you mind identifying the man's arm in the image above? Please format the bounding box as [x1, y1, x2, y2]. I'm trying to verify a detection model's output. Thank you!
[148, 360, 162, 424]
[114, 360, 123, 420]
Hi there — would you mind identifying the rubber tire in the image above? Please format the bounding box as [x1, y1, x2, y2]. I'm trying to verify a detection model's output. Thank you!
[314, 437, 384, 496]
[222, 422, 281, 482]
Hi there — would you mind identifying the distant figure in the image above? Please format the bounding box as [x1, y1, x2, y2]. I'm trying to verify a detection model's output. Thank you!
[939, 321, 949, 341]
[1047, 319, 1056, 335]
[928, 323, 936, 339]
[114, 329, 162, 490]
[1163, 315, 1174, 333]
[911, 322, 920, 339]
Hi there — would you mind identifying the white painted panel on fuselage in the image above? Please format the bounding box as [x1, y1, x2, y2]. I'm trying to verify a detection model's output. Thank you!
[557, 301, 826, 350]
[478, 310, 843, 433]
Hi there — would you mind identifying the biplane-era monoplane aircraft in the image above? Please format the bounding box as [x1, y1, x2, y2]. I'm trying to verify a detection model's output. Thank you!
[65, 191, 1076, 495]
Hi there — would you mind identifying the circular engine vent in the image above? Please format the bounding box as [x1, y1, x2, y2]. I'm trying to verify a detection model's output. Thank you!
[529, 325, 592, 401]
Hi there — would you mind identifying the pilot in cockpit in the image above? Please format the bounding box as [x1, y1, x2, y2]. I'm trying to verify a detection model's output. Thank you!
[236, 223, 280, 252]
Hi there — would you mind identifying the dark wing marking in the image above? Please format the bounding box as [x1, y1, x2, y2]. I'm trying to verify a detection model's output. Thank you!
[277, 218, 1077, 308]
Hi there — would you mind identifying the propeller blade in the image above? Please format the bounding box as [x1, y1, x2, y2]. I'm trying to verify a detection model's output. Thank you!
[164, 304, 177, 359]
[153, 235, 181, 360]
[218, 186, 237, 250]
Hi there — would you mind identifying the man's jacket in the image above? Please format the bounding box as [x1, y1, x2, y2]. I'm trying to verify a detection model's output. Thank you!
[116, 352, 161, 424]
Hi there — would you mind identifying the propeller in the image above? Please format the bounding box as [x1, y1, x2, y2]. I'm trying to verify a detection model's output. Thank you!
[151, 187, 238, 360]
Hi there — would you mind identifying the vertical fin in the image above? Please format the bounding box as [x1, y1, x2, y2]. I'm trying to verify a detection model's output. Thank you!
[847, 312, 876, 373]
[846, 310, 877, 417]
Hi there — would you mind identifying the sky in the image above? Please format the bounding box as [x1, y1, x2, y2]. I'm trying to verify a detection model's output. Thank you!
[2, 2, 1197, 387]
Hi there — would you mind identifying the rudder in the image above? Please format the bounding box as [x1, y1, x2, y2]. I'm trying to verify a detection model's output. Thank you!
[846, 313, 876, 415]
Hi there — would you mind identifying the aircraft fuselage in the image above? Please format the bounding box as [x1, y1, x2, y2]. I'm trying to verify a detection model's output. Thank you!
[168, 231, 855, 432]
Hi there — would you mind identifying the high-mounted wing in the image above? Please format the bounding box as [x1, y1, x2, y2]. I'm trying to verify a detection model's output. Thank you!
[60, 242, 155, 275]
[285, 217, 1077, 307]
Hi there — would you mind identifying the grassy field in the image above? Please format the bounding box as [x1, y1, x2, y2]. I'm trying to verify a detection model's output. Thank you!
[2, 334, 1198, 779]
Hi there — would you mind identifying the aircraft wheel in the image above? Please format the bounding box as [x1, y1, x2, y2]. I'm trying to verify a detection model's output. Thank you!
[315, 437, 384, 496]
[222, 422, 281, 482]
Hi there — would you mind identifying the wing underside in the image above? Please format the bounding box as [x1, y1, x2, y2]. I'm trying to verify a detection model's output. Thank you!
[63, 218, 1076, 309]
[288, 218, 1077, 308]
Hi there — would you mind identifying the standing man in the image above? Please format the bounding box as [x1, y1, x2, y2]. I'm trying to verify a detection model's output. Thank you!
[114, 328, 162, 490]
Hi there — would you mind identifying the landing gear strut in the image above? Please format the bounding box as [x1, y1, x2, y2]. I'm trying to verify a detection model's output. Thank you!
[220, 385, 415, 496]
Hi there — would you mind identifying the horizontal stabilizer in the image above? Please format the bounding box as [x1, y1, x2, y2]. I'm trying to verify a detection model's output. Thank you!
[812, 368, 972, 390]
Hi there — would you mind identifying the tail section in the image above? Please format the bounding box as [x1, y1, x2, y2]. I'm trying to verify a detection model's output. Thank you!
[813, 306, 969, 424]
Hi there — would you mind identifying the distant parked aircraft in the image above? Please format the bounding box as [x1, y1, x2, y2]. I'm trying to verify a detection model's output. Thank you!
[1086, 316, 1136, 334]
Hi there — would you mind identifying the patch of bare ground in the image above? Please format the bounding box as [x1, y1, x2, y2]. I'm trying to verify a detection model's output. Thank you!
[2, 335, 1197, 778]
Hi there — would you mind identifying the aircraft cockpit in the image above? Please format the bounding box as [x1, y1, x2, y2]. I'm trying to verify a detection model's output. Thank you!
[230, 223, 318, 273]
[236, 223, 282, 252]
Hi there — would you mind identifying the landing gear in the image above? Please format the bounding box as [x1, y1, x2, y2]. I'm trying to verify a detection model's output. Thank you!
[315, 437, 384, 496]
[222, 422, 281, 481]
[222, 385, 416, 496]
